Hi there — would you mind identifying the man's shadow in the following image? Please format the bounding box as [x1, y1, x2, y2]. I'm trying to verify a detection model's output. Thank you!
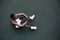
[9, 23, 38, 35]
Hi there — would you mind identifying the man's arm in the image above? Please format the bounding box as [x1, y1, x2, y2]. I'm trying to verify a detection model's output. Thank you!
[15, 13, 29, 18]
[11, 20, 28, 27]
[15, 13, 24, 16]
[11, 20, 23, 26]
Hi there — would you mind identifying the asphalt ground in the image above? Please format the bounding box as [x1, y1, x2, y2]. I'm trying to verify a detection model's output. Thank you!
[0, 0, 60, 40]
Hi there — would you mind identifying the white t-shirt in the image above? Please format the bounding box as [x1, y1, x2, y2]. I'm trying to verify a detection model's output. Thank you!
[15, 18, 22, 28]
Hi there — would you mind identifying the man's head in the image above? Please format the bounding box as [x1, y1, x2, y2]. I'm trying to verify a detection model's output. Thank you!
[10, 14, 16, 19]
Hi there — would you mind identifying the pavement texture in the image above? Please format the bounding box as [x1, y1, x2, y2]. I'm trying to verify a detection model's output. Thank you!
[0, 0, 60, 40]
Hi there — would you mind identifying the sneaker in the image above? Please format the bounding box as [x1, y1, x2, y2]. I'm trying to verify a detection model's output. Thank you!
[31, 26, 37, 30]
[30, 15, 35, 20]
[15, 26, 20, 28]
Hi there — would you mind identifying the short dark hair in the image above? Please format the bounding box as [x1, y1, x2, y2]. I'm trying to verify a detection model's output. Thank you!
[10, 14, 15, 19]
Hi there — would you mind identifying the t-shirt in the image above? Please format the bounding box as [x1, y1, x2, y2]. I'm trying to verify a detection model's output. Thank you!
[15, 18, 22, 28]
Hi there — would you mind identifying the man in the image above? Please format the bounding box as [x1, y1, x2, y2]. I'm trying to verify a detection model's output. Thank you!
[10, 13, 37, 30]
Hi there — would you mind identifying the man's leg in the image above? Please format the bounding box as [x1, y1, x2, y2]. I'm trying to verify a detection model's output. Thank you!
[21, 13, 35, 20]
[21, 13, 29, 18]
[24, 25, 31, 28]
[23, 25, 37, 30]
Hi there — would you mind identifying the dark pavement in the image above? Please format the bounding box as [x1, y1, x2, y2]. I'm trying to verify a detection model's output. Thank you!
[0, 0, 60, 40]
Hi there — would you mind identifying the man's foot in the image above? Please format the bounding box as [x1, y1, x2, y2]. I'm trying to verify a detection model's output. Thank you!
[29, 15, 35, 20]
[15, 26, 20, 28]
[31, 26, 37, 30]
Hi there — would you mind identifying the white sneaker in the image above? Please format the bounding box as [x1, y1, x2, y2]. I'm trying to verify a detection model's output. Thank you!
[31, 26, 37, 30]
[30, 15, 35, 20]
[15, 26, 19, 28]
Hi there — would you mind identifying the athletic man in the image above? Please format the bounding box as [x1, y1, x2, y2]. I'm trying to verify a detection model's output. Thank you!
[10, 13, 37, 30]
